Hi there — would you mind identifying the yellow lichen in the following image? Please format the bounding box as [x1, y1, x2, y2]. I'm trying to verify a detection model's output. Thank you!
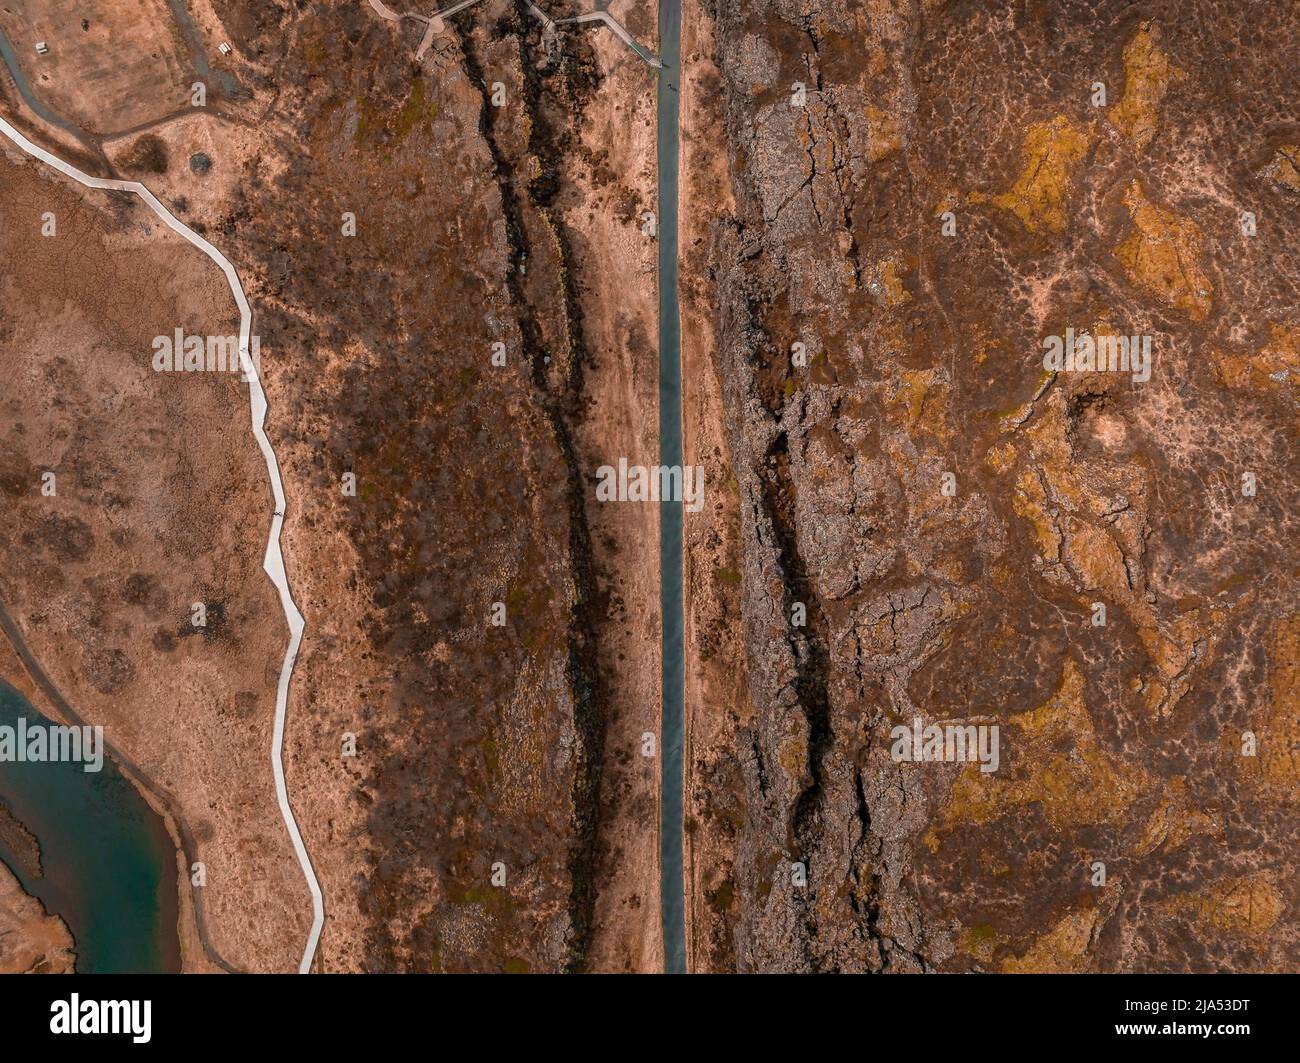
[1008, 392, 1214, 717]
[865, 102, 903, 162]
[1109, 22, 1183, 150]
[1217, 324, 1300, 395]
[1115, 181, 1212, 319]
[1065, 517, 1130, 599]
[1002, 902, 1107, 974]
[933, 660, 1147, 839]
[959, 923, 1005, 964]
[869, 257, 911, 308]
[989, 115, 1091, 233]
[1134, 608, 1214, 719]
[985, 441, 1017, 475]
[1013, 469, 1060, 562]
[777, 726, 809, 785]
[1161, 877, 1284, 936]
[1136, 779, 1223, 856]
[1261, 144, 1300, 193]
[1033, 396, 1215, 715]
[892, 368, 931, 424]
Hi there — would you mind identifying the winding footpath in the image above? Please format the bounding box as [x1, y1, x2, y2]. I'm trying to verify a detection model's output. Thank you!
[557, 11, 665, 68]
[366, 0, 663, 67]
[0, 113, 325, 974]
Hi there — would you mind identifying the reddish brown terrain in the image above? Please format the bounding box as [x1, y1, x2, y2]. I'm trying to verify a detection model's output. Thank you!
[201, 0, 665, 972]
[0, 862, 74, 974]
[0, 143, 307, 972]
[1, 0, 664, 973]
[683, 0, 1299, 972]
[0, 0, 1295, 978]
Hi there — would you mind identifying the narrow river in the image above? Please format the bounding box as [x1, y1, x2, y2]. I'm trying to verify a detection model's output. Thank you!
[657, 0, 686, 975]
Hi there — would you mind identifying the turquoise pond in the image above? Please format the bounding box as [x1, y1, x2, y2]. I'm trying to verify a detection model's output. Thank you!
[0, 682, 180, 973]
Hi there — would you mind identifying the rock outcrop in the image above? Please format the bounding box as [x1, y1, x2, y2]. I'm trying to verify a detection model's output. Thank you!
[690, 0, 1300, 972]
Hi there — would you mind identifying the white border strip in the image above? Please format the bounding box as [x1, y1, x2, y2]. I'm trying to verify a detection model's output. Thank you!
[0, 114, 325, 973]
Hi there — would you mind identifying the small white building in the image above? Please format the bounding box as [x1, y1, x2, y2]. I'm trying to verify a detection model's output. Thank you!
[218, 42, 231, 56]
[34, 41, 48, 55]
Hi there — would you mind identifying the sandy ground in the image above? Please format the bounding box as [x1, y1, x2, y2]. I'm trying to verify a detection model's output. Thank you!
[677, 0, 751, 973]
[104, 110, 281, 216]
[564, 4, 663, 973]
[0, 56, 102, 170]
[0, 861, 74, 974]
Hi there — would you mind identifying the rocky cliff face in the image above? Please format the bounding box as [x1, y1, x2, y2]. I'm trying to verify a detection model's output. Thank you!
[695, 0, 1299, 971]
